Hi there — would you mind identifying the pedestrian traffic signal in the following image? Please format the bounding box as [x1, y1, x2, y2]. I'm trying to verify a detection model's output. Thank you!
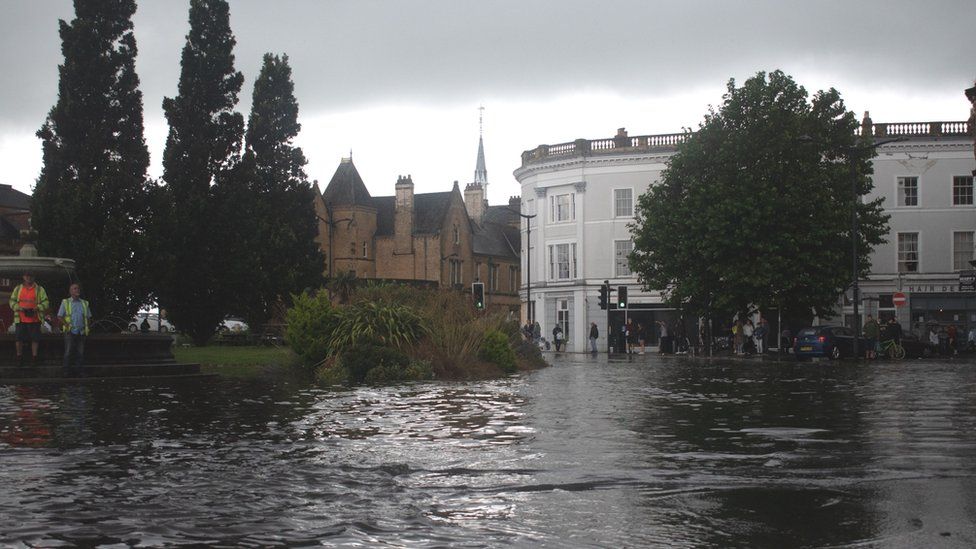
[472, 282, 485, 310]
[598, 284, 608, 309]
[617, 286, 627, 309]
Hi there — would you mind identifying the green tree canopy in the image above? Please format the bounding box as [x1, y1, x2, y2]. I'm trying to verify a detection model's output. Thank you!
[153, 0, 245, 345]
[225, 53, 323, 328]
[33, 0, 152, 322]
[629, 70, 889, 320]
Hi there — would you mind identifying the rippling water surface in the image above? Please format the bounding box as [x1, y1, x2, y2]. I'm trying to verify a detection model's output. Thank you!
[2, 355, 976, 547]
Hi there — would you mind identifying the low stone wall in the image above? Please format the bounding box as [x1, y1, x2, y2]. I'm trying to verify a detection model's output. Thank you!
[0, 333, 176, 366]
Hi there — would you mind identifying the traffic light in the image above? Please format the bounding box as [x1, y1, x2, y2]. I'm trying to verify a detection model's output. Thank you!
[598, 284, 608, 310]
[472, 282, 485, 310]
[617, 286, 628, 309]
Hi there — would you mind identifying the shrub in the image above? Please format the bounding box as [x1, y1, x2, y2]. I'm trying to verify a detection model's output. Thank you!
[316, 364, 350, 386]
[404, 359, 434, 380]
[513, 339, 547, 369]
[337, 343, 411, 384]
[328, 301, 427, 352]
[285, 291, 340, 366]
[479, 329, 517, 374]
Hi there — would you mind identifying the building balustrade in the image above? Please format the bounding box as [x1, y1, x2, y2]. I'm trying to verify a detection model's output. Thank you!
[523, 120, 972, 167]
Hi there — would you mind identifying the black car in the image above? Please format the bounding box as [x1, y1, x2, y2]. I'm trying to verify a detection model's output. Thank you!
[794, 325, 869, 360]
[899, 333, 937, 358]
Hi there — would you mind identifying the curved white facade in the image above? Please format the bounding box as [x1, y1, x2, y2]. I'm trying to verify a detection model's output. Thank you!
[515, 122, 976, 352]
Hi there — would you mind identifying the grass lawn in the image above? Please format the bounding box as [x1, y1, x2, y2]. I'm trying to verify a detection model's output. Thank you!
[174, 345, 300, 377]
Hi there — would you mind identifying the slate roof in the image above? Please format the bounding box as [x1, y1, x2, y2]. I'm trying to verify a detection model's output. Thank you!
[374, 196, 396, 235]
[0, 184, 30, 211]
[483, 204, 519, 227]
[322, 160, 373, 207]
[373, 191, 456, 236]
[473, 220, 519, 259]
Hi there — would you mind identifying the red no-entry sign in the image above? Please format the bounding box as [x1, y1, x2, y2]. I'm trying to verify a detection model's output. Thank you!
[892, 292, 907, 307]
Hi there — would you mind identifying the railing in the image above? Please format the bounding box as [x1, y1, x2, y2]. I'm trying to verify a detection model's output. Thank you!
[524, 121, 971, 167]
[520, 132, 690, 166]
[855, 120, 972, 137]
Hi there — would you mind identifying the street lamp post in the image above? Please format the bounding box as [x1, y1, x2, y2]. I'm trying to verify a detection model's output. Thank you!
[848, 136, 905, 359]
[510, 209, 537, 324]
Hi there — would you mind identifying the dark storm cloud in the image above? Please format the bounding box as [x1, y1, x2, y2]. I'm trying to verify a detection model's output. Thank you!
[1, 0, 973, 129]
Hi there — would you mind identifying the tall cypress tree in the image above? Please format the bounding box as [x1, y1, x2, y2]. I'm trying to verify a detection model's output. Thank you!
[229, 53, 323, 327]
[154, 0, 244, 345]
[33, 0, 151, 323]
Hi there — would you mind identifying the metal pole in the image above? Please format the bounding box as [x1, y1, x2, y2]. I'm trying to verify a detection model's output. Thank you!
[851, 158, 860, 359]
[527, 223, 531, 324]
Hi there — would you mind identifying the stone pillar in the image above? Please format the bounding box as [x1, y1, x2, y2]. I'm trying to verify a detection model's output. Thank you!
[573, 288, 587, 352]
[534, 186, 547, 290]
[574, 180, 586, 280]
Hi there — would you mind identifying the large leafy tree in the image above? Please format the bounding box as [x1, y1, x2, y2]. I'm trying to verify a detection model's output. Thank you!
[153, 0, 245, 345]
[629, 70, 889, 320]
[33, 0, 151, 323]
[227, 53, 323, 328]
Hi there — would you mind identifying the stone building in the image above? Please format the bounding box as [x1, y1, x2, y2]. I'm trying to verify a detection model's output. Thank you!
[314, 143, 521, 314]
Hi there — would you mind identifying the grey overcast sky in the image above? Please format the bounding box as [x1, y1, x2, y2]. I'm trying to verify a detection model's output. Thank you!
[1, 0, 973, 202]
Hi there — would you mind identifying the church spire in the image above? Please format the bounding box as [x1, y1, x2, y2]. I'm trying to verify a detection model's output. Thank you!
[474, 106, 488, 186]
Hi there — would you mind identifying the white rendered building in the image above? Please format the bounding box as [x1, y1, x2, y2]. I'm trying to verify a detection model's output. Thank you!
[514, 118, 975, 352]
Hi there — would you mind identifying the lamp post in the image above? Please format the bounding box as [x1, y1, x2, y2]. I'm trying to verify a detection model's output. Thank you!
[847, 136, 905, 359]
[510, 209, 537, 324]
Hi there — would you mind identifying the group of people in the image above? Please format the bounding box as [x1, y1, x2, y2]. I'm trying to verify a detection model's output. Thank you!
[731, 317, 770, 355]
[860, 314, 901, 359]
[8, 270, 91, 373]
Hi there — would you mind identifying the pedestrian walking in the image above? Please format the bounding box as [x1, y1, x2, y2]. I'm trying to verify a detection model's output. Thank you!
[656, 320, 668, 354]
[754, 318, 768, 355]
[58, 282, 92, 374]
[589, 322, 599, 353]
[733, 319, 743, 355]
[637, 322, 647, 355]
[863, 314, 880, 359]
[552, 324, 564, 352]
[625, 318, 636, 354]
[742, 319, 755, 355]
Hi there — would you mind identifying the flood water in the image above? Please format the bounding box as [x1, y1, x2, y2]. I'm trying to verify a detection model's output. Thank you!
[2, 354, 976, 548]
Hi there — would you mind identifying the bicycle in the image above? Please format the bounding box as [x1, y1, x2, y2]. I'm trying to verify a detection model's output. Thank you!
[878, 338, 905, 359]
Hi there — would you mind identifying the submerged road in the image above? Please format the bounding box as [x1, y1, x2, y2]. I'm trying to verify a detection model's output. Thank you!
[1, 354, 975, 547]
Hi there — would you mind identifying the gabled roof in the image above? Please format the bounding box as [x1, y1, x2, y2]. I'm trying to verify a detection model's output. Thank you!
[414, 191, 454, 234]
[322, 159, 373, 207]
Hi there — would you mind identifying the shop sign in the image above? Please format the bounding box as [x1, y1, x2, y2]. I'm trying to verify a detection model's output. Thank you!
[904, 283, 965, 293]
[959, 270, 976, 292]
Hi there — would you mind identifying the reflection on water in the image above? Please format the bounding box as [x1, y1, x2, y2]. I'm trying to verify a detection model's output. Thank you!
[2, 357, 976, 547]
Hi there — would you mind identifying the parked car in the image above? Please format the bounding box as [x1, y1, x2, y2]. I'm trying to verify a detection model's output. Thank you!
[128, 313, 175, 333]
[793, 325, 868, 360]
[899, 333, 937, 358]
[218, 317, 248, 333]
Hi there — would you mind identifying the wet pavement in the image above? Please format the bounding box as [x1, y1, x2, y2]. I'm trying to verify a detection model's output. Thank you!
[1, 354, 975, 547]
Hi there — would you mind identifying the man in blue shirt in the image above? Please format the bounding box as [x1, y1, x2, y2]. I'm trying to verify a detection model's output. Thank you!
[57, 283, 92, 374]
